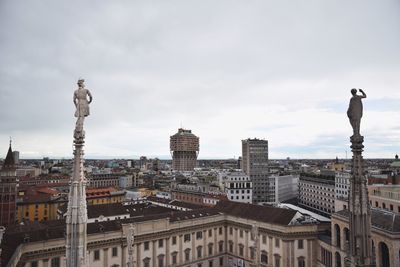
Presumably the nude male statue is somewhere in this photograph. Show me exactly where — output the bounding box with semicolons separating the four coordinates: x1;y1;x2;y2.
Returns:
73;79;93;139
347;88;366;137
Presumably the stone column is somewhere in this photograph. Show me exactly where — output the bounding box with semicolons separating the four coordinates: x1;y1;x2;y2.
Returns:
245;230;249;259
152;241;156;267
178;235;183;264
282;240;288;267
214;228;218;255
137;243;141;267
192;232;196;260
165;237;170;267
121;245;127;267
234;228;238;255
103;248;109;267
204;230;207;258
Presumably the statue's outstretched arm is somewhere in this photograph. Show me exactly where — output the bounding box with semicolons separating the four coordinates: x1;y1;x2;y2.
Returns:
73;92;78;107
359;89;367;98
87;90;93;104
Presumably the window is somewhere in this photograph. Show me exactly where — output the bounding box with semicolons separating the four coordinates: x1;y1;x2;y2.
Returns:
94;250;100;261
184;234;191;242
185;249;191;262
198;264;202;267
159;239;164;248
158;256;164;267
390;204;393;211
196;231;203;240
112;247;118;257
197;246;202;258
219;227;223;235
250;248;255;260
229;242;233;253
239;245;244;256
262;235;267;244
239;229;243;238
51;258;60;267
229;227;233;235
172;236;177;245
298;257;305;267
219;257;223;266
382;203;386;209
219;241;224;252
298;239;304;249
171;252;177;265
208;229;212;237
143;258;150;267
209;260;213;267
261;253;268;264
275;238;280;248
208;243;213;255
274;255;281;267
144;241;150;250
31;262;38;267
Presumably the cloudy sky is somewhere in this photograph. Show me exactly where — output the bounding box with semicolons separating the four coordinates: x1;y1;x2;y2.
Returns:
1;1;399;159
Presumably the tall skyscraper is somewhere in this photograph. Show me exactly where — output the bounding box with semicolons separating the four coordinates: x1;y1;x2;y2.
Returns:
242;138;270;203
0;141;17;226
170;128;199;172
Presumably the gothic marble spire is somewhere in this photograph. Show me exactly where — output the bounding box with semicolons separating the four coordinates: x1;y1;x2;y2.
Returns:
66;79;92;267
346;89;373;267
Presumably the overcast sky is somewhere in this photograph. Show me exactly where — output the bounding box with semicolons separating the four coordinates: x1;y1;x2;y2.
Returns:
1;1;400;159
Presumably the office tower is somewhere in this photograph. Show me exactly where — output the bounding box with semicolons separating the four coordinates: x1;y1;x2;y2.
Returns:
170;128;199;172
242;138;270;203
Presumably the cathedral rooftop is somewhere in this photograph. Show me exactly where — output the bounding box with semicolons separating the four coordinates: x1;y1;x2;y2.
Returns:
334;208;400;233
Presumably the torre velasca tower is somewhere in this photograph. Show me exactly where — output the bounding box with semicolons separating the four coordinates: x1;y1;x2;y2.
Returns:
170;128;199;172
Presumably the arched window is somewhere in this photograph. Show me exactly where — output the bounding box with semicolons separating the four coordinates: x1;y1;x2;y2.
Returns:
297;256;305;267
343;227;349;243
260;251;268;264
334;224;341;247
335;252;341;267
379;242;390;267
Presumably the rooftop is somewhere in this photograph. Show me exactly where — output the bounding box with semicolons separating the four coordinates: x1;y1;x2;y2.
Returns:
334;208;400;233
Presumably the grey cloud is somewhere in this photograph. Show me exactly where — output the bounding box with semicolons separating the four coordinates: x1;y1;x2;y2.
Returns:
1;0;400;158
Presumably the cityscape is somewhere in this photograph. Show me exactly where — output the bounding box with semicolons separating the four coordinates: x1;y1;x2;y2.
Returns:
1;1;400;267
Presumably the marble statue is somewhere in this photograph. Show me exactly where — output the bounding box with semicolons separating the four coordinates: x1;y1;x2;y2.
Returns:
73;79;93;140
347;88;366;137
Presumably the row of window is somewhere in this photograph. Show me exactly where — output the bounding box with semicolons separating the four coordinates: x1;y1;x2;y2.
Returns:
143;255;224;267
30;257;60;267
371;200;400;212
93;246;119;261
143;228;225;250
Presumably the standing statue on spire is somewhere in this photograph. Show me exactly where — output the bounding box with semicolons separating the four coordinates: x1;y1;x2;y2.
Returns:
347;88;366;137
73;79;93;141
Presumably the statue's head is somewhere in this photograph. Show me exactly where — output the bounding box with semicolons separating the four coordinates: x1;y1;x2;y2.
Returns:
351;88;357;95
77;79;85;87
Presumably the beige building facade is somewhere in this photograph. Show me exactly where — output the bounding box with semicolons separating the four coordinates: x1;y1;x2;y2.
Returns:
2;202;329;267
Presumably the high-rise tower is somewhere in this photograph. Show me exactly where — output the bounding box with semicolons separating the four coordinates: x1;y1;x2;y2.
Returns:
66;79;92;267
346;88;373;267
242;138;270;203
170;128;199;172
0;141;17;227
